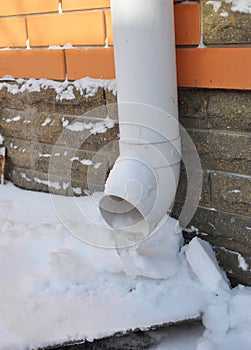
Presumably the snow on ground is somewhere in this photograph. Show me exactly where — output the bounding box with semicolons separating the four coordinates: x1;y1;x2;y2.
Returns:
1;182;251;349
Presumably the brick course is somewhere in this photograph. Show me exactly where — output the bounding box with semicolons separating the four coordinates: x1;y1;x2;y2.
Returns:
0;18;27;48
27;12;106;47
0;0;58;16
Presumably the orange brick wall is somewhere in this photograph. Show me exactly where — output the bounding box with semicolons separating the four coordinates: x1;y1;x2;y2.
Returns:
0;0;250;89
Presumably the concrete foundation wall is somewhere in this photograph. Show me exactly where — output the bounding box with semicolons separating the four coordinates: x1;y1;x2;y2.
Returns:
175;88;251;286
0;82;119;196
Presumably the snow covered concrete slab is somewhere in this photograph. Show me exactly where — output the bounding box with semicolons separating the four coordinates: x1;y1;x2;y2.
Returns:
0;183;209;350
1;183;251;350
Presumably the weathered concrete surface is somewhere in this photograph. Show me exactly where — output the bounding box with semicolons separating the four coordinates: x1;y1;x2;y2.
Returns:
4;138;34;169
175;167;249;219
0;109;120;151
179;89;251;132
215;247;251;287
188;129;250;175
202;0;251;45
0;83;106;116
179;206;251;256
179;89;251;176
6;166;105;196
47;332;157;350
42;321;201;350
211;172;251;216
207;90;251;132
105;89;118;120
175;167;211;208
176;86;251;272
27;87;107;117
178;88;209;128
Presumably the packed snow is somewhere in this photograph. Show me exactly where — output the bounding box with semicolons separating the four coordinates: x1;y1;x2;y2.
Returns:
1;182;251;349
225;0;251;13
4;116;21;123
206;1;222;12
220;10;229;16
0;77;116;101
64;117;115;134
207;0;251;13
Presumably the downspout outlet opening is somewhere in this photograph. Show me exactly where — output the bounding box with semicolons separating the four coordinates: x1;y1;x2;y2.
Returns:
99;195;147;232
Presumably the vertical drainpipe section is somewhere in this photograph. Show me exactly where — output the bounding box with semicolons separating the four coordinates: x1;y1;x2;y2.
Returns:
99;0;181;244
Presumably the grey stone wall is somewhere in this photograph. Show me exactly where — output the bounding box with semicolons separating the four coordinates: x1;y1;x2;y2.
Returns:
0;83;250;285
174;88;251;286
0;81;119;197
202;0;251;45
197;1;251;284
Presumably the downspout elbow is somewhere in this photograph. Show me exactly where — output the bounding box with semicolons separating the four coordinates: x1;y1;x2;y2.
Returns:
99;138;181;239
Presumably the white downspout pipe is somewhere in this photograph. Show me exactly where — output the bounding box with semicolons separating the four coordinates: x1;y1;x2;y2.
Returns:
99;0;181;243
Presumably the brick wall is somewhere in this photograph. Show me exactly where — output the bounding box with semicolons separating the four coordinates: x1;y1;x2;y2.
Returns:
0;0;113;79
0;0;250;286
0;0;250;88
